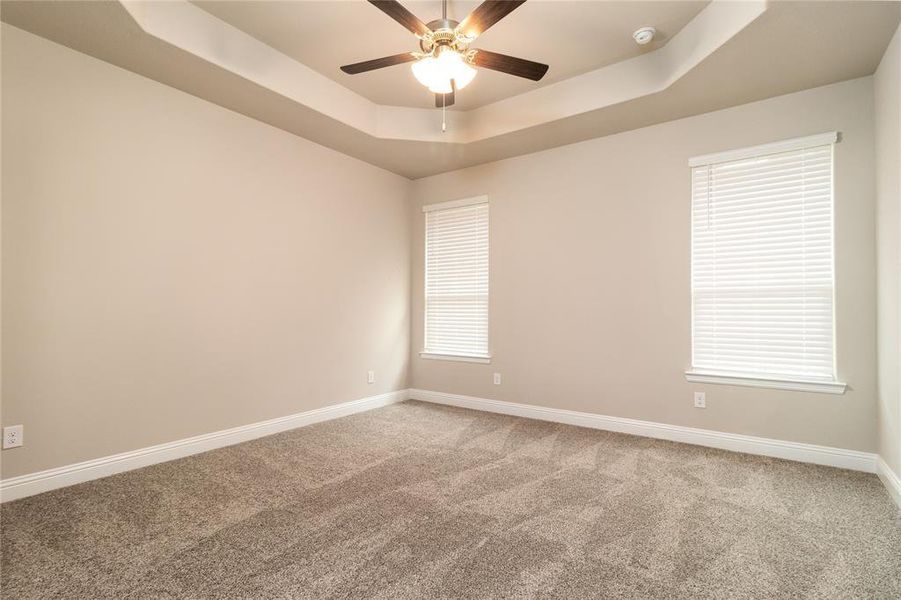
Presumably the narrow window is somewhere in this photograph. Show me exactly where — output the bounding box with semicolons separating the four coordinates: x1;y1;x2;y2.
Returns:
689;133;838;384
422;197;489;361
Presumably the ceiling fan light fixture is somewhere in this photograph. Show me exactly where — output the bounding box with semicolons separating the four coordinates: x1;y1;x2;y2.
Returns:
437;48;477;89
412;57;449;93
428;71;454;94
411;48;477;94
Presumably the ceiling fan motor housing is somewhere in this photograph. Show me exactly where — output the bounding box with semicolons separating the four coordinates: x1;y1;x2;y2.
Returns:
420;19;473;57
426;18;458;32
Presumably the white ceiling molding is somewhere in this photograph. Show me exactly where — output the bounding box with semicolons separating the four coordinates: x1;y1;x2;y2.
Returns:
466;0;767;141
120;0;461;143
3;0;898;178
119;0;765;145
120;0;469;143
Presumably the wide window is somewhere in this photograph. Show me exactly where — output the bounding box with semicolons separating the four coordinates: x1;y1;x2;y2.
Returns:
687;132;844;393
422;196;489;362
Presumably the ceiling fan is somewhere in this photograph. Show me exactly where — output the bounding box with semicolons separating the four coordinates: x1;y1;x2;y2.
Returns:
340;0;549;109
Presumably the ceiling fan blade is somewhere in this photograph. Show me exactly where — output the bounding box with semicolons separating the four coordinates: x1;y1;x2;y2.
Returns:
471;49;548;81
340;52;417;74
368;0;431;37
457;0;526;39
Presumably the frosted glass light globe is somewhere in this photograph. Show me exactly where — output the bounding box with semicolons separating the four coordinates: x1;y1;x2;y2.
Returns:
411;48;477;95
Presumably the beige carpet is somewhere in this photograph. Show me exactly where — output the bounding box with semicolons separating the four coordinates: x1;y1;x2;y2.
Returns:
2;400;900;598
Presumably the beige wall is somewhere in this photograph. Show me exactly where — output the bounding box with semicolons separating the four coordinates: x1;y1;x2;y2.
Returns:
0;25;411;479
0;22;890;482
876;24;901;478
410;77;878;453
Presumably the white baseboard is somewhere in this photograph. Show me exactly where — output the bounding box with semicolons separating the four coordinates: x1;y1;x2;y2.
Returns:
5;388;892;506
409;389;878;473
0;390;408;503
877;457;901;510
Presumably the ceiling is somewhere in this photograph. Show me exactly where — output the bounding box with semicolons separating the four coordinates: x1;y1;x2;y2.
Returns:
192;1;709;111
1;1;899;179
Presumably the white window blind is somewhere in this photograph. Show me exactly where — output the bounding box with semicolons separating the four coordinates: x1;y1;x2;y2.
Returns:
423;197;489;359
690;133;837;383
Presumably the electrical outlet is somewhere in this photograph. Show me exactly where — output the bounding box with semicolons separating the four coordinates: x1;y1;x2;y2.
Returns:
493;373;501;385
693;392;706;409
3;425;24;449
367;370;375;384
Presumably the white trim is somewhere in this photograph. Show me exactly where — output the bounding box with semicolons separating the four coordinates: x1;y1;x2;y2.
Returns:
877;457;901;511
0;390;408;503
409;389;876;473
422;195;488;213
419;352;491;364
684;371;847;394
5;388;892;508
688;131;838;166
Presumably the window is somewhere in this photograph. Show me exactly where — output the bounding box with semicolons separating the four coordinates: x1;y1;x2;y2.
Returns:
421;196;489;362
686;132;845;393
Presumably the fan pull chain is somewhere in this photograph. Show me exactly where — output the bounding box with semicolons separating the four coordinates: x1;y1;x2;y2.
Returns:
439;1;449;133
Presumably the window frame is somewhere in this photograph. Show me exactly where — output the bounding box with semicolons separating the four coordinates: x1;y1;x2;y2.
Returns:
420;195;491;363
684;132;846;394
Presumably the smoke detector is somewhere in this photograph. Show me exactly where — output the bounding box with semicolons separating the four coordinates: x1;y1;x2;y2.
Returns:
633;27;656;45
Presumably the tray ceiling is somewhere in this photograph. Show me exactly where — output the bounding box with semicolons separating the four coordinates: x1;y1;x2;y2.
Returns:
2;1;899;179
192;1;709;111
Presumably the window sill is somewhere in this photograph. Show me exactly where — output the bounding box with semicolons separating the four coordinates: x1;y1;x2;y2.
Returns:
419;352;491;364
684;370;847;394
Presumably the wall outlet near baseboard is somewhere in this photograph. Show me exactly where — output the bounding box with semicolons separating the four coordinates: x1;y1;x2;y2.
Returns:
3;425;24;449
367;370;375;384
693;392;706;409
493;373;501;385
